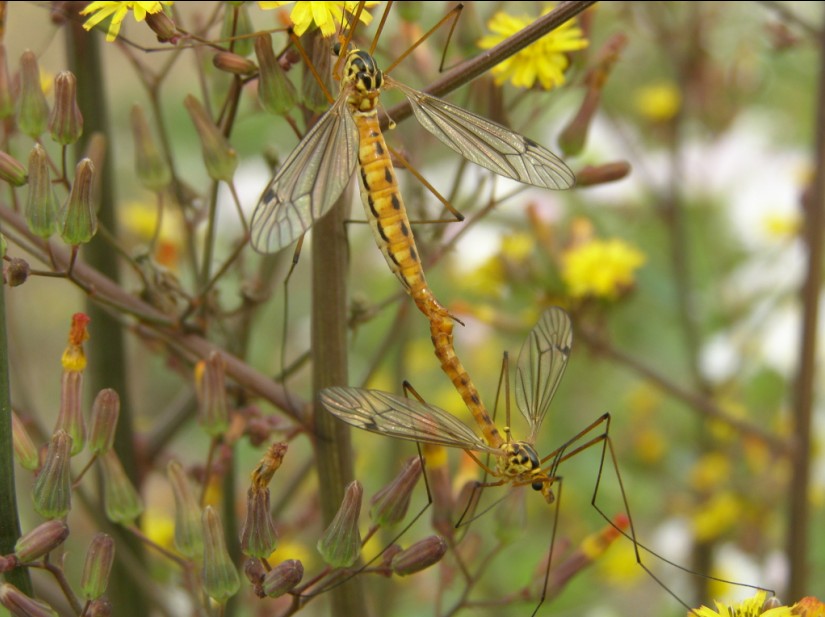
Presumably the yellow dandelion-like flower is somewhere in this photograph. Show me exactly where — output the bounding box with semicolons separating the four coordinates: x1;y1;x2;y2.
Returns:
561;238;645;300
693;590;792;617
634;82;681;121
791;596;825;617
478;9;588;90
258;1;378;37
80;1;173;42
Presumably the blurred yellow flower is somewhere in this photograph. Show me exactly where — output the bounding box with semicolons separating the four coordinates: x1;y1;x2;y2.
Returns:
689;452;731;492
561;238;645;300
142;508;176;550
634;82;681;121
478;9;588;90
691;491;740;542
80;1;173;42
259;1;378;37
762;212;801;239
693;590;792;617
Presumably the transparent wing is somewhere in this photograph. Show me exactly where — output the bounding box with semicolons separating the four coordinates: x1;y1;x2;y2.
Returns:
250;97;359;254
389;78;574;190
320;386;501;454
514;307;573;441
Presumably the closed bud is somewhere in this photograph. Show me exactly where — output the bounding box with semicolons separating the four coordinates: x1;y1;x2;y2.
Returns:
25;144;59;238
240;485;277;558
17;50;50;138
390;536;447;576
213;51;256;76
195;352;230;437
32;430;73;519
130;105;170;191
11;412;39;471
60;159;97;245
317;480;362;568
0;151;27;186
369;457;421;527
14;520;69;563
262;559;303;598
302;35;332;113
255;33;297;116
86;598;112;617
762;596;783;611
80;533;115;600
167;460;203;558
5;258;30;287
0;583;58;617
100;451;143;524
558;86;598;157
145;11;178;43
55;371;85;456
0;45;14;118
574;161;631;187
88;389;119;456
202;506;240;602
183;95;237;182
221;4;253;57
243;558;266;598
49;71;83;145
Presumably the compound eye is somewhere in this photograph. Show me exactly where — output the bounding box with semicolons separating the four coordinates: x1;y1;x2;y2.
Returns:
531;481;543;492
332;42;342;56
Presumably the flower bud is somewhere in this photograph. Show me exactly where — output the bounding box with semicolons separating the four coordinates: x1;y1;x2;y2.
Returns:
202;506;240;602
60;159;97;245
86;598;112;617
390;536;447;576
130;105;170;191
183;95;237;183
255;33;297;116
55;371;85;456
240;485;277;558
213;51;256;76
25;144;59;238
14;520;69;563
145;11;178;43
262;559;303;598
0;151;26;186
100;451;143;524
0;583;58;617
244;558;266;598
195;352;230;437
167;460;203;559
88;389;119;456
369;457;421;527
80;533;115;601
11;411;39;471
0;45;15;119
574;161;631;187
221;4;253;57
32;430;73;519
17;50;50;138
61;312;90;372
49;71;83;145
317;480;362;568
5;258;30;287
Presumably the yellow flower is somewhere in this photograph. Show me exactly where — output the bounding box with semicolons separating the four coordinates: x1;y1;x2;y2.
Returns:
80;1;173;42
258;1;378;37
634;82;681;121
693;590;792;617
691;491;740;542
561;238;645;300
478;9;588;90
762;212;801;239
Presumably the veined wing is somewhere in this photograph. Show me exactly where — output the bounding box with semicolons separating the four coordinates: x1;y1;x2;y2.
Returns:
514;307;573;442
388;78;574;190
320;386;500;453
250;97;359;254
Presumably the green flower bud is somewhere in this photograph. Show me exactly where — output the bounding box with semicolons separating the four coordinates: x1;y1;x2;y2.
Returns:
369;457;421;527
49;71;83;146
32;430;73;519
11;411;39;471
202;506;240;602
80;533;115;600
55;370;85;456
183;95;237;183
145;11;178;44
262;559;303;598
25;144;59;238
255;33;297;116
130;105;171;191
17;50;49;138
0;583;58;617
213;51;257;76
195;352;230;437
100;451;143;524
240;485;277;558
14;520;69;563
167;460;203;559
0;151;27;186
221;4;254;57
88;389;119;456
390;536;447;576
60;158;97;245
317;480;362;568
0;45;15;119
